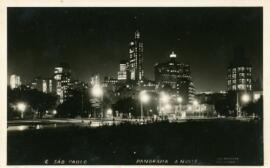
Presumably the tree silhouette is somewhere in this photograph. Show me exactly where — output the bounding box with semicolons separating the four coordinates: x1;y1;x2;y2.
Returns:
7;86;58;119
56;88;91;118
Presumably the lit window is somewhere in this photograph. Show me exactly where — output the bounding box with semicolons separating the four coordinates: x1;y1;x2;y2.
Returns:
254;94;261;101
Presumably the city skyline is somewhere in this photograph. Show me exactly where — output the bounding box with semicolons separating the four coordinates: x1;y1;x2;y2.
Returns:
7;7;264;166
8;7;263;92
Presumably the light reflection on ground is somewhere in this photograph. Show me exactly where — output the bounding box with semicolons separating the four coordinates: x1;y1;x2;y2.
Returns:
7;117;255;132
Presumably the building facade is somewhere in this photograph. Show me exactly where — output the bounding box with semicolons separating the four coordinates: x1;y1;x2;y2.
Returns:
195;91;227;104
154;52;195;104
129;30;144;81
31;77;56;94
70;80;88;91
104;76;118;87
54;63;71;103
227;47;252;91
117;60;129;81
227;47;255;117
10;74;21;89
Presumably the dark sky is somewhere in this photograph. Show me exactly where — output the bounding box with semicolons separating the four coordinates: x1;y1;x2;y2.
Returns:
8;7;263;92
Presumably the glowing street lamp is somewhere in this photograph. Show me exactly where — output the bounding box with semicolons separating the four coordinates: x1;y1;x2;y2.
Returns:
193;100;199;106
106;108;113;115
52;110;57;115
192;100;200;116
187;105;192;111
241;93;251;103
160;92;170;103
177;96;183;116
106;108;113;118
92;84;103;97
239;93;251;117
177;97;183;103
140;91;150;103
237;92;251;117
17;102;26;119
139;90;150;121
92;84;104;118
159;92;170;119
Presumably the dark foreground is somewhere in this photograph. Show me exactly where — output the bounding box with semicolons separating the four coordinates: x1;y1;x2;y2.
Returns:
7;119;263;165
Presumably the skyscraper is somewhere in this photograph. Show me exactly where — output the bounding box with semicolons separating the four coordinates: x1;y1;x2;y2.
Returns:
129;30;144;81
227;47;253;117
47;78;56;93
227;47;252;91
54;63;71;103
117;60;128;81
10;74;21;89
154;52;195;104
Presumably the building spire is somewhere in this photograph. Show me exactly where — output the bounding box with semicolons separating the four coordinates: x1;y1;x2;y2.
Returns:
170;51;177;58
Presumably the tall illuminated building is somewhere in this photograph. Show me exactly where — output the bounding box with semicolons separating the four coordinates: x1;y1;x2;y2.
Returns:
54;63;71;103
117;60;128;81
10;74;21;89
154;52;195;104
47;78;56;93
227;47;252;91
227;47;254;116
129;30;144;81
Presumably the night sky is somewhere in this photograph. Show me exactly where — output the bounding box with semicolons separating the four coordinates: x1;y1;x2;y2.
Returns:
8;7;262;92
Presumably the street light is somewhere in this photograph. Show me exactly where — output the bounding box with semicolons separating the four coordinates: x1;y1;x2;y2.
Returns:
160;92;170;103
52;110;57;115
241;93;251;103
193;100;199;106
106;108;113;115
106;108;113;118
159;92;170;119
192;100;200;117
92;84;103;97
17;102;26;119
92;84;104;118
177;97;183;103
240;93;251;117
177;96;183;118
139;90;150;121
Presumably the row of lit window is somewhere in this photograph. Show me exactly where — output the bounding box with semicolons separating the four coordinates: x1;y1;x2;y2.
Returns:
231;84;252;90
228;73;252;78
228;79;251;84
229;67;251;72
157;69;189;74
